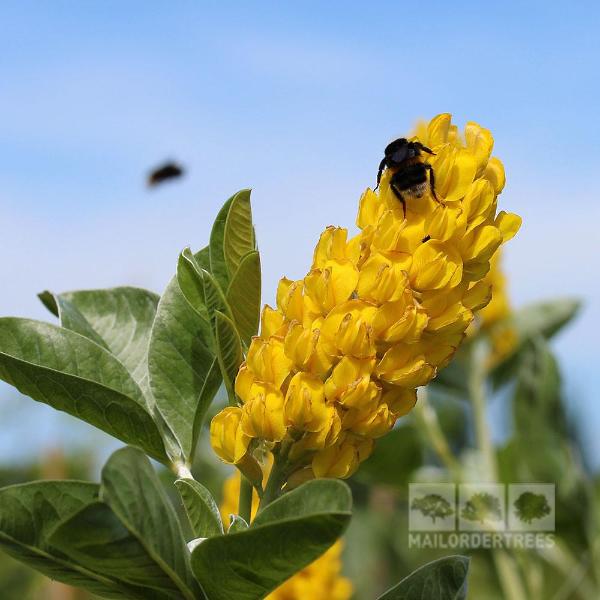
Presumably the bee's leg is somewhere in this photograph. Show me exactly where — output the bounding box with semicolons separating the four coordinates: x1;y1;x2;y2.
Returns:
389;173;407;218
424;163;441;204
375;158;386;191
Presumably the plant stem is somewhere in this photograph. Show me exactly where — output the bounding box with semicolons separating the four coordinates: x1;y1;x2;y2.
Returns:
238;475;253;523
468;341;497;479
468;340;528;600
173;461;193;480
414;388;461;479
258;445;290;512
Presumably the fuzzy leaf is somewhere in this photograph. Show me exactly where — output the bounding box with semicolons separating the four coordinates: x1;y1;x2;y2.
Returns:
377;555;470;600
148;276;220;461
224;190;254;276
0;318;166;462
227;251;261;345
191;479;352;600
209;194;236;290
40;287;160;392
0;481;147;599
98;447;200;600
175;478;224;539
214;311;243;403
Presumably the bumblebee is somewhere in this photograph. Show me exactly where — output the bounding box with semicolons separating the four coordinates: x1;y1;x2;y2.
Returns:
376;138;439;216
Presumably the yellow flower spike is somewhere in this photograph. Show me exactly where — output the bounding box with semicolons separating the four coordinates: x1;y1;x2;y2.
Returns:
210;113;521;487
210;406;249;463
409;241;463;291
246;337;293;389
241;385;287;442
376;344;435;387
284;372;330;432
495;211;522;242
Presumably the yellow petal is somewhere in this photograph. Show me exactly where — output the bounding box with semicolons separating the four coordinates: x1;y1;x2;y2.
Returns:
495;211;522;242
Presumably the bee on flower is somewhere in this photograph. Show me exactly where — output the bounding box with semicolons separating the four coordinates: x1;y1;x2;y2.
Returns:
210;113;521;496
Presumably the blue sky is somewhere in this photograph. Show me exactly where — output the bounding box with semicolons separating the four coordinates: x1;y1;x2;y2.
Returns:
1;1;599;468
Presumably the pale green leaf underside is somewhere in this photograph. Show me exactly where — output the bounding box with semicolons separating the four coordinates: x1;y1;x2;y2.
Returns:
175;478;224;539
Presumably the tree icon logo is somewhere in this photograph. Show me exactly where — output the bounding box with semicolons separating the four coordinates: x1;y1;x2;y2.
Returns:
411;494;454;523
409;483;456;531
459;483;506;531
513;491;551;524
508;484;555;531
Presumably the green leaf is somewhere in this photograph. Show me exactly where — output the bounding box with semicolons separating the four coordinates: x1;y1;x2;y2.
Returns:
201;268;231;327
98;447;200;600
50;502;186;599
40;287;160;392
39;291;108;349
0;318;166;462
0;481;143;599
224;190;254;276
214;311;243;404
377;555;470;600
228;516;249;533
490;298;580;389
209;194;236;290
177;248;210;322
148;276;221;461
511;298;580;340
227;251;261;345
175;478;224;538
191;479;352;600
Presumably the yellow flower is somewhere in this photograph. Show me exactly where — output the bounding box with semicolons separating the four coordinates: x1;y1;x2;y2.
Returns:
210;406;251;464
210;113;521;484
218;471;352;600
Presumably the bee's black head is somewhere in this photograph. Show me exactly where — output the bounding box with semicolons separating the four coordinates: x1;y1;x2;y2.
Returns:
384;139;434;166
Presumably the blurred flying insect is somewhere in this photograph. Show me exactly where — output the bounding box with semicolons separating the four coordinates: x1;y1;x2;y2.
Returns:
376;138;439;216
147;161;185;187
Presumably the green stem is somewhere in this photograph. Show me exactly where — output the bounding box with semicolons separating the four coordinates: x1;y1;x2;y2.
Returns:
258;445;291;512
238;475;253;523
414;388;461;478
468;340;527;600
468;341;497;479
